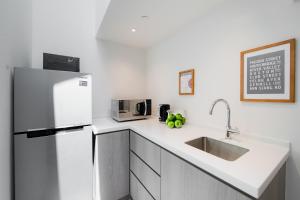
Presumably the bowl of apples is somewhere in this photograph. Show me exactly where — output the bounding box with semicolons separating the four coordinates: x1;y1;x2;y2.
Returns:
165;112;186;128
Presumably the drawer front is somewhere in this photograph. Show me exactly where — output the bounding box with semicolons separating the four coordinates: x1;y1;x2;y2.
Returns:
130;152;160;200
130;131;161;174
130;172;155;200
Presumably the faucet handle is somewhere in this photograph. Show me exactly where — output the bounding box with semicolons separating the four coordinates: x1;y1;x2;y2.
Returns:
226;127;240;139
228;127;240;134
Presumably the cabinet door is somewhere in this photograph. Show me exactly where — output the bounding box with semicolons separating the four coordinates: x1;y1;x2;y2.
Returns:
130;131;161;174
94;130;130;200
161;150;252;200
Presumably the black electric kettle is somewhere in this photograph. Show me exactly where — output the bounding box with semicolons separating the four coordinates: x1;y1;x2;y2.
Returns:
159;104;170;122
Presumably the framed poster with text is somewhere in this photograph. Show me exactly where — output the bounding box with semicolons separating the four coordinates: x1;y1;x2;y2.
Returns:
240;39;296;103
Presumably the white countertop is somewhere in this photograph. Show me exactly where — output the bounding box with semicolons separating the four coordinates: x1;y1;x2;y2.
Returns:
92;117;290;199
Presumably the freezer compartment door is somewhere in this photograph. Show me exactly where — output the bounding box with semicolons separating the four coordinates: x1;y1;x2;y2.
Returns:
14;126;93;200
14;68;92;133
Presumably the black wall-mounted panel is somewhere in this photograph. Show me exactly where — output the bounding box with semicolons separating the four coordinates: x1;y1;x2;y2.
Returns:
43;53;80;72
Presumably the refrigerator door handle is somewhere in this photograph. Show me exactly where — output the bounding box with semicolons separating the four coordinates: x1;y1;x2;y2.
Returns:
27;130;56;138
27;126;86;138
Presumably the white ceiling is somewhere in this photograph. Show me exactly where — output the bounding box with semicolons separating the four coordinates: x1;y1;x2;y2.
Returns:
98;0;226;48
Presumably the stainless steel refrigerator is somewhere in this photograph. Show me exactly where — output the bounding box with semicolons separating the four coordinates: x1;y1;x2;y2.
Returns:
14;68;93;200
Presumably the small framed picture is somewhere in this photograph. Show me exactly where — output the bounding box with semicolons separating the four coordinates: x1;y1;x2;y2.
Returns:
240;39;296;103
179;69;195;95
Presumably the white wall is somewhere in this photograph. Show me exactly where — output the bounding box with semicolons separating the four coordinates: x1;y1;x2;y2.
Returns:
146;0;300;199
96;0;111;35
0;67;12;200
94;40;147;117
0;0;32;199
31;0;147;118
0;0;32;68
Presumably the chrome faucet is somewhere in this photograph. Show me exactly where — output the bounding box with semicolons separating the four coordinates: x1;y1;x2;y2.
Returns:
209;99;240;139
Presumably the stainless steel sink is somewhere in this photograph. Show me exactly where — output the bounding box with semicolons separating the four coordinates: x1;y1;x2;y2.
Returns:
185;137;249;161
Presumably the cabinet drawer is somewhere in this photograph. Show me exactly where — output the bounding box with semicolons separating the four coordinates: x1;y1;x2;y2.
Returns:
130;131;161;174
130;152;160;200
130;172;155;200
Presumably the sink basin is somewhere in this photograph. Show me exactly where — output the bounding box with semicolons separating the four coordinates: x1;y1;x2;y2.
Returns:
185;137;249;161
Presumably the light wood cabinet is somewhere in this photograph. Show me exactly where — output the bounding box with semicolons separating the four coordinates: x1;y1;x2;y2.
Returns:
94;130;285;200
130;172;155;200
94;130;130;200
130;152;160;200
161;149;253;200
161;149;286;200
130;131;161;174
130;131;161;200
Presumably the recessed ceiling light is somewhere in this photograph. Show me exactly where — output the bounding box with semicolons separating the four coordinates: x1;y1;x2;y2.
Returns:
131;28;136;32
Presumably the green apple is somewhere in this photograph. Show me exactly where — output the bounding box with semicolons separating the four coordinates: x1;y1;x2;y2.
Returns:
175;113;183;120
181;117;186;125
167;121;175;128
175;120;183;128
165;118;170;124
167;113;175;121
